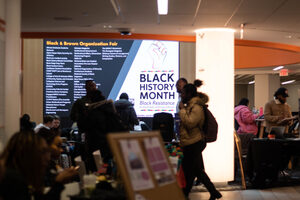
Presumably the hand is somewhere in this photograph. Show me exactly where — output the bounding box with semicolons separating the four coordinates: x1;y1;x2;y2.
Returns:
278;117;294;125
55;166;79;184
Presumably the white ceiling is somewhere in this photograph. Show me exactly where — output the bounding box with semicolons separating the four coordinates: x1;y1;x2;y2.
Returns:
21;0;300;46
22;0;300;85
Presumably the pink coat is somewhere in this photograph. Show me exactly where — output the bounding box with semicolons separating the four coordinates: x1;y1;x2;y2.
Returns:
234;105;258;135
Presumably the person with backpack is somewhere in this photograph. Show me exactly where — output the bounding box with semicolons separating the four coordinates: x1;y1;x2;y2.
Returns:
179;82;221;200
114;93;139;131
85;90;128;172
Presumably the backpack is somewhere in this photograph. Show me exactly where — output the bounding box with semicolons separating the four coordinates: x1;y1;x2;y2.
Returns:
202;105;218;143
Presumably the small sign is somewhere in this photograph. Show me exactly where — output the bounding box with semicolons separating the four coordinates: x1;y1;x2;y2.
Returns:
279;69;288;76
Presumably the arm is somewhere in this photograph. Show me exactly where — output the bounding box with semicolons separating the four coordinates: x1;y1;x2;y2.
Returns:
264;102;281;123
240;108;258;124
129;107;139;125
179;104;204;129
70;99;82;122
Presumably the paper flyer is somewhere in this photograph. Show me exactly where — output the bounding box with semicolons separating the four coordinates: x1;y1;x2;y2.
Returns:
119;139;154;191
144;137;175;186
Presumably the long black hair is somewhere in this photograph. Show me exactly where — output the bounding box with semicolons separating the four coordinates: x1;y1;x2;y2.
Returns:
238;98;249;106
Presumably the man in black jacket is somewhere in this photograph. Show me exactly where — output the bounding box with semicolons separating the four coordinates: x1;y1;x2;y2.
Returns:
114;93;139;131
85;90;127;171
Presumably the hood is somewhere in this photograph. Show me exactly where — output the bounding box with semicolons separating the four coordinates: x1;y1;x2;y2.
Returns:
189;93;209;107
114;99;133;109
87;99;113;110
198;92;209;104
234;105;248;115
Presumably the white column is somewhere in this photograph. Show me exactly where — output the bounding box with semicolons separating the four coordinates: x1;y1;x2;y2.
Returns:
196;28;235;182
254;74;280;110
4;0;21;144
0;0;5;150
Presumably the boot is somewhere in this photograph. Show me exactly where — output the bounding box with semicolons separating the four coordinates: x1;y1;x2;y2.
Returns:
209;190;222;200
199;171;222;200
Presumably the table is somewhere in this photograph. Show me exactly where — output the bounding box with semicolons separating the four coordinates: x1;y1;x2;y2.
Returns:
246;138;300;188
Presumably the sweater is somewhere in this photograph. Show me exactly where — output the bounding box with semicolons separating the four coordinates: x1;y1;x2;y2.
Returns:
264;99;292;133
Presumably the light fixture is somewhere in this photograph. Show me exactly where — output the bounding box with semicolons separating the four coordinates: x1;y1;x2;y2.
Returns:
157;0;168;15
248;80;255;84
281;80;295;85
110;0;120;16
273;66;284;71
240;23;244;39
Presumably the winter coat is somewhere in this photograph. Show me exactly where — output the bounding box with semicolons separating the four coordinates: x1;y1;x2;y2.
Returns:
234;105;258;135
114;99;139;130
85;99;126;161
179;94;208;147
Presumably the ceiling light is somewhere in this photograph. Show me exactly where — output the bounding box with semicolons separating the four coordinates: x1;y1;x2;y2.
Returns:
240;23;244;39
110;0;120;16
248;80;255;84
157;0;168;15
273;66;284;71
281;80;295;85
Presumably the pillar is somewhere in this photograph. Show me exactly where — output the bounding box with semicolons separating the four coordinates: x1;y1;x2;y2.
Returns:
195;28;235;182
254;74;280;110
0;0;5;150
3;0;21;146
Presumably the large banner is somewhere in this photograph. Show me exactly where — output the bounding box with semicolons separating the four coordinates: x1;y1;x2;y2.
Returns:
43;39;179;118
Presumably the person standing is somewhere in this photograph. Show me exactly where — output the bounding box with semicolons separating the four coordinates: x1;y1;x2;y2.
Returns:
85;90;127;172
179;83;221;200
114;93;139;131
176;78;188;113
70;80;97;133
264;87;293;134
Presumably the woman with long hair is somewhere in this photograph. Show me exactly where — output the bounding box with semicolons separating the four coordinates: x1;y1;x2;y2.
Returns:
0;131;75;200
234;98;258;135
179;81;221;200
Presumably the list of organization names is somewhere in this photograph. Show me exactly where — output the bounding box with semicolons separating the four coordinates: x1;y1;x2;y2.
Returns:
44;41;129;116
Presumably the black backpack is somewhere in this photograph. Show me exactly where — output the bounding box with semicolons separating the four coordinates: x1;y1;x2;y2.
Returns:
202;105;218;143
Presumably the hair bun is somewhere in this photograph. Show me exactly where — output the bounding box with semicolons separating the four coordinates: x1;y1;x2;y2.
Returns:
194;79;203;87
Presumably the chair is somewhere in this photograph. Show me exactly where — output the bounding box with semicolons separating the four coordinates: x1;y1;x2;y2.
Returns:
234;131;247;189
152;112;174;142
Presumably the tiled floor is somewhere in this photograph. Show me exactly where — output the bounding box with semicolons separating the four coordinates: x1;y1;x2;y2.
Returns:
189;185;300;200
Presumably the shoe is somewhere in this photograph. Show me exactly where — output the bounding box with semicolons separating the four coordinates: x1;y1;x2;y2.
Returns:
209;190;222;200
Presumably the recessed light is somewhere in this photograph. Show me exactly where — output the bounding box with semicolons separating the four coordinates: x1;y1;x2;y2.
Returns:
281;80;295;85
285;35;292;39
157;0;168;15
273;66;284;71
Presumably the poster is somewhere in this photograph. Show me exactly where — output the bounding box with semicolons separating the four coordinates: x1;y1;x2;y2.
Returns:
119;139;154;191
43;39;179;118
144;137;175;186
